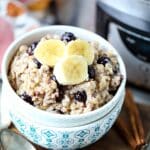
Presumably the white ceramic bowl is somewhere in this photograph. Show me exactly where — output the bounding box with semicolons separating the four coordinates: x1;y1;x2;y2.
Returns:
8;91;124;149
1;26;126;149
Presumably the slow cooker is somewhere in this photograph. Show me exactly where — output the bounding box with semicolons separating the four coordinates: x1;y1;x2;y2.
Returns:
96;0;150;90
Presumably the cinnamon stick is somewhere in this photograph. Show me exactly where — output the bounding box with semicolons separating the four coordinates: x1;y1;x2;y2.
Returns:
115;89;146;150
125;89;145;146
115;117;137;149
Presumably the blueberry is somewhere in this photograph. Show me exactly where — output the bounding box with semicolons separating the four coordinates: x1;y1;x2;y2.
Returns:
56;110;64;114
31;42;38;50
56;87;65;102
26;47;33;55
51;75;66;102
97;56;110;66
113;64;119;74
20;92;33;105
51;75;60;87
33;58;42;69
61;32;76;42
109;89;117;95
51;75;57;82
88;65;95;79
74;91;87;103
26;42;38;55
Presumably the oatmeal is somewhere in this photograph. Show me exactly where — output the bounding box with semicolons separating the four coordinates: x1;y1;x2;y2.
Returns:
8;32;122;115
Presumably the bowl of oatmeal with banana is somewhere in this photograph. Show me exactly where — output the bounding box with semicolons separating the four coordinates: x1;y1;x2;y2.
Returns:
1;26;126;149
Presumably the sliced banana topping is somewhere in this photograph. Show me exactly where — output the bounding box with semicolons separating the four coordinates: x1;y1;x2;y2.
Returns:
34;39;65;66
65;39;94;65
53;55;88;85
34;38;95;85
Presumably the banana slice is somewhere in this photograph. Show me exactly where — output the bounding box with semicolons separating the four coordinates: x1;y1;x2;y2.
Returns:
34;39;65;67
65;39;94;65
54;55;88;85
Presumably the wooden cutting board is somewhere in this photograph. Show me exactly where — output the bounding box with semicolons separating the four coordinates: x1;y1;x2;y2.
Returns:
10;103;150;150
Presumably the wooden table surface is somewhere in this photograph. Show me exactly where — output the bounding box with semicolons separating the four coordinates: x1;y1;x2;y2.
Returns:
10;103;150;150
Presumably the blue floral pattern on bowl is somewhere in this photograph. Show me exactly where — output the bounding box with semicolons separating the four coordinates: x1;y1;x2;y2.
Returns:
9;97;123;150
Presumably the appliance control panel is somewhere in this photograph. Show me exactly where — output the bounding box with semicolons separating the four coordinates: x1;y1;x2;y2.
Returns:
118;27;150;62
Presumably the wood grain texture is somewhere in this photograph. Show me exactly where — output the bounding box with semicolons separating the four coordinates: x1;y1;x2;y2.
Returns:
10;103;150;150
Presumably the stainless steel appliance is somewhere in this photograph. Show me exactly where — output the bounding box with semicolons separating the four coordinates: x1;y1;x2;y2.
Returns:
96;0;150;90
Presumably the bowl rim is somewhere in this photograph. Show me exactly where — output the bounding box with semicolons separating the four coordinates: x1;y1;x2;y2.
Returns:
1;25;126;122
